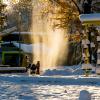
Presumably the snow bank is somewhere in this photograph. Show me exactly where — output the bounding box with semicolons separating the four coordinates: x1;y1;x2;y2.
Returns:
73;69;84;75
0;74;99;100
43;65;85;76
42;64;96;76
0;75;100;85
82;64;92;70
43;68;73;76
0;67;26;71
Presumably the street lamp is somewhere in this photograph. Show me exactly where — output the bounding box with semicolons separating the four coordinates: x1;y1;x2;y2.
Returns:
15;10;22;67
18;12;22;67
0;1;7;65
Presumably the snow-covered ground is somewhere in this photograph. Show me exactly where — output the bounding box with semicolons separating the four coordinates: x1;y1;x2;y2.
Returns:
0;74;100;100
0;65;100;100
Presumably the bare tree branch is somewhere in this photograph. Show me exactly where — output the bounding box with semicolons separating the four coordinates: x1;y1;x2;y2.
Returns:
70;0;81;14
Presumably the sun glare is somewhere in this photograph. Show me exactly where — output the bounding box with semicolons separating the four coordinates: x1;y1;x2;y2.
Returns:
12;0;19;4
30;0;69;71
3;0;19;5
3;0;10;5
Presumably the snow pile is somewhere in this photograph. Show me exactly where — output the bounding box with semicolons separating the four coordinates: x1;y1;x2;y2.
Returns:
43;65;85;76
42;64;97;76
79;90;91;100
82;64;93;70
42;68;73;76
73;69;84;75
65;64;84;75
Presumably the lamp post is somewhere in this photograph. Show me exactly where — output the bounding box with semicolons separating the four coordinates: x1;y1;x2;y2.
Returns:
0;1;7;65
18;12;22;67
15;10;22;67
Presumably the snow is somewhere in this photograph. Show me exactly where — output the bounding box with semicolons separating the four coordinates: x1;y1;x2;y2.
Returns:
97;36;100;41
79;90;91;100
97;49;100;53
43;65;85;76
90;42;95;48
0;65;100;100
82;64;92;70
0;74;100;100
79;13;100;22
96;67;100;74
12;32;33;34
42;68;73;76
13;42;49;53
0;67;26;71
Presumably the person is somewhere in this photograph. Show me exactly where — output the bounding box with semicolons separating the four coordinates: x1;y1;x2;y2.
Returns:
30;63;37;74
26;63;31;72
36;61;40;74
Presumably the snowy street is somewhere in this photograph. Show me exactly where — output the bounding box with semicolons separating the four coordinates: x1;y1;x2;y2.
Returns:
0;74;100;100
1;0;100;100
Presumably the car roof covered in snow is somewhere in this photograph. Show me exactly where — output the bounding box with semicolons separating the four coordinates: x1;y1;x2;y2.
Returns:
79;13;100;26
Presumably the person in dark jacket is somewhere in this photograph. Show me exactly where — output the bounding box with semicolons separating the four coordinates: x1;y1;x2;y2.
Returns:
26;63;31;72
36;61;40;74
30;63;37;74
